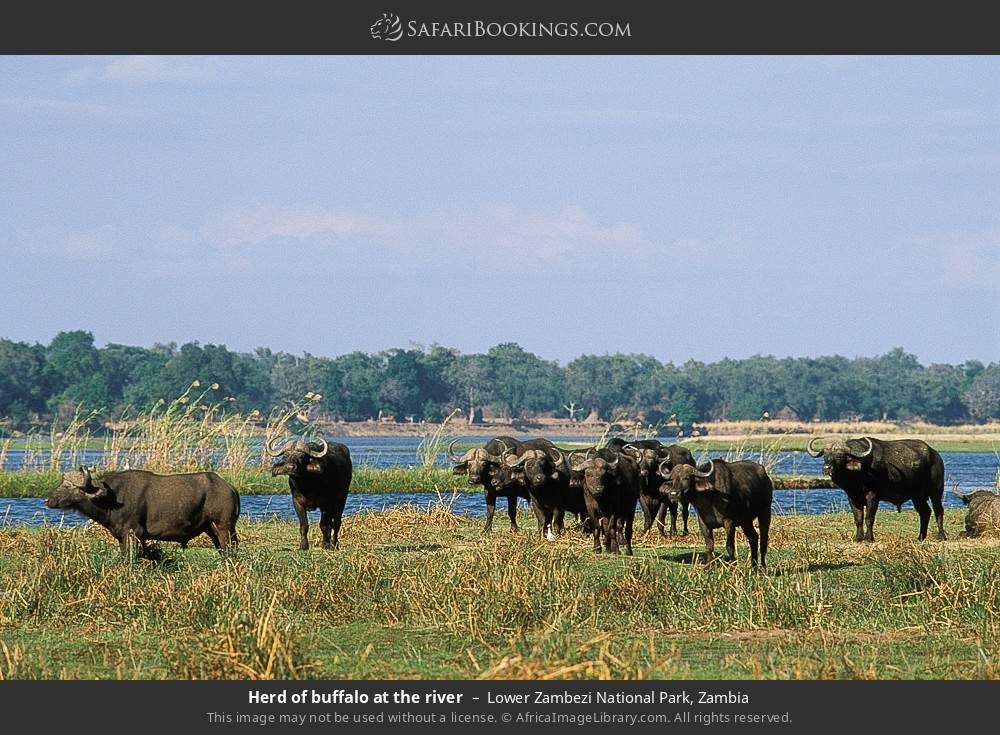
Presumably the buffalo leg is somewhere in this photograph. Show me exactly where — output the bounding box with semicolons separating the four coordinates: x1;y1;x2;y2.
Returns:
319;508;334;549
119;530;146;560
506;495;519;531
483;489;498;534
591;514;603;553
913;496;932;541
553;507;565;536
863;491;878;542
681;501;690;535
741;521;759;567
604;516;619;554
293;496;310;550
654;502;668;536
698;517;714;564
667;500;679;536
849;496;865;542
529;498;547;540
639;495;654;532
931;492;947;541
758;510;770;569
724;520;737;562
623;509;635;556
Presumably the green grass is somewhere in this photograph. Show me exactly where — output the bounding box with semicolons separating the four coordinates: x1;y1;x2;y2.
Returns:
0;507;996;679
0;468;836;498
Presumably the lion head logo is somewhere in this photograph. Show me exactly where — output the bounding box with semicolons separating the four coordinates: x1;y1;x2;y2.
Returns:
370;12;403;41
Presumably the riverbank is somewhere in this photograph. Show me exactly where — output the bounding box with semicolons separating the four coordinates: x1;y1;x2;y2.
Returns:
0;508;995;679
0;468;835;498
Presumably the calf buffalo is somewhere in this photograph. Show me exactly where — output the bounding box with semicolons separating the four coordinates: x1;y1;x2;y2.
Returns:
268;436;352;550
570;448;642;555
660;458;772;567
448;436;530;533
956;490;1000;537
808;437;945;542
45;467;239;555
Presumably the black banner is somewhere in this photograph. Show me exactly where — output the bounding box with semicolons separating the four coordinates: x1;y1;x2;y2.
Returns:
0;680;995;732
4;0;1000;54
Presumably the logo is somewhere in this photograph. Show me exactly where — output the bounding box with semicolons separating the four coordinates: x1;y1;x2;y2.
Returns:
370;12;403;41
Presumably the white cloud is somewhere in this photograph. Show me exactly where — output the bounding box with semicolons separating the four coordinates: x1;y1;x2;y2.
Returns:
102;56;226;84
192;202;650;267
921;229;1000;289
200;205;386;249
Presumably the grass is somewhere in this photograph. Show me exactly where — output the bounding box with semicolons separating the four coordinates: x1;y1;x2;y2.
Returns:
0;507;996;680
0;468;836;498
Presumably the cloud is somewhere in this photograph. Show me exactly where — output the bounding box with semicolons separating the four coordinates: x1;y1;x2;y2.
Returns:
200;205;387;249
918;229;1000;289
14;203;651;277
193;202;650;267
101;56;226;84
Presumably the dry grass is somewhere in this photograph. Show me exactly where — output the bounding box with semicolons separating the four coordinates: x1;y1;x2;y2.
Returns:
0;507;996;680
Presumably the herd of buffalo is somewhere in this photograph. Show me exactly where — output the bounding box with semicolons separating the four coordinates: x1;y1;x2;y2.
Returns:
43;434;1000;563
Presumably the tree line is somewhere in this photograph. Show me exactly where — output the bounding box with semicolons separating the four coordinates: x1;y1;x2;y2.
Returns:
1;331;999;428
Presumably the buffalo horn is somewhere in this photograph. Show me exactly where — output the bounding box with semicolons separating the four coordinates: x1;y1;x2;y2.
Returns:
853;436;874;458
806;437;825;457
307;437;329;458
693;459;715;478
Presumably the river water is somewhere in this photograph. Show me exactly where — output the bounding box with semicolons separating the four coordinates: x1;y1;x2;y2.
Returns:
2;436;995;528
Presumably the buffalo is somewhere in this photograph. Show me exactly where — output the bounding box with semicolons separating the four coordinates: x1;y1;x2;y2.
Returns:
570;447;642;554
956;490;1000;537
660;458;772;567
448;436;531;533
808;437;946;542
609;438;695;536
45;466;240;555
267;436;352;550
499;442;579;540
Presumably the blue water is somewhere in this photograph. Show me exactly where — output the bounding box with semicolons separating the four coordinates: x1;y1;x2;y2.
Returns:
2;436;994;528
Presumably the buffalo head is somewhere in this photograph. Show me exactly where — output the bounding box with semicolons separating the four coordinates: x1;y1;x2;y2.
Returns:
266;436;329;477
658;460;714;503
45;466;109;509
621;443;659;478
807;436;873;476
502;447;564;488
574;450;620;499
447;439;504;485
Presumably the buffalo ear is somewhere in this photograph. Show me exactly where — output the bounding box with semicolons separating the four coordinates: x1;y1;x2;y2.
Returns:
695;477;712;492
305;460;323;473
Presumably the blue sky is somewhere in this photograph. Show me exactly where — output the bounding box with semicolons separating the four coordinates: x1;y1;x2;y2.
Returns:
1;55;998;364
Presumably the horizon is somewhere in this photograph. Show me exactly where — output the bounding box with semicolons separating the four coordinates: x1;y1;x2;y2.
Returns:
3;55;999;364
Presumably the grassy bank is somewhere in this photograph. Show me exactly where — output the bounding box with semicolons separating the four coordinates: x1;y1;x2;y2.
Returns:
0;468;834;498
0;507;995;680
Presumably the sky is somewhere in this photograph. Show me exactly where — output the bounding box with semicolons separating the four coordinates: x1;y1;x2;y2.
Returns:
1;55;998;366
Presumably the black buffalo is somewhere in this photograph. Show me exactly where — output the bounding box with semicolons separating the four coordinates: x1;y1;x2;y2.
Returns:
570;447;642;554
268;436;352;550
45;466;239;555
660;458;772;567
448;436;531;533
608;438;695;536
808;437;946;542
499;441;579;539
